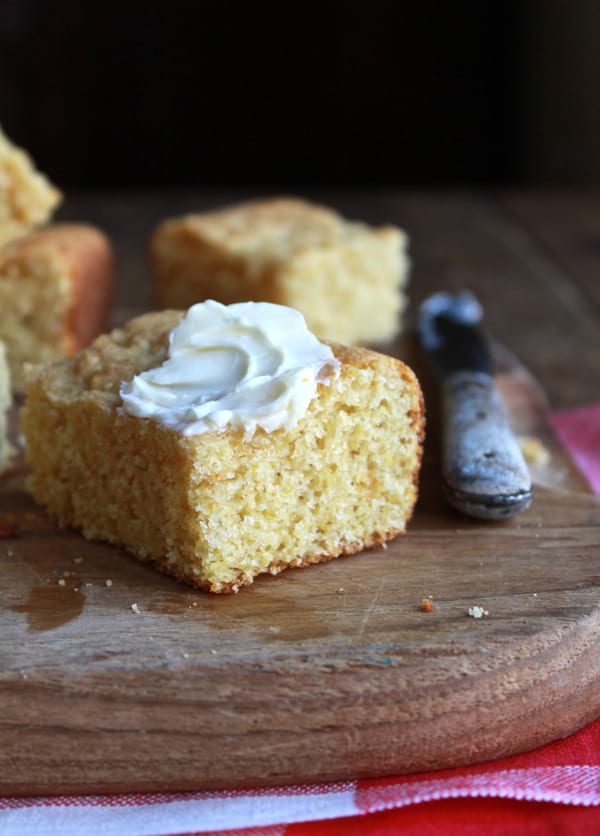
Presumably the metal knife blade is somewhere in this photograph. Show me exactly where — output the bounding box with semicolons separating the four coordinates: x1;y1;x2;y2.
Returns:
418;290;533;520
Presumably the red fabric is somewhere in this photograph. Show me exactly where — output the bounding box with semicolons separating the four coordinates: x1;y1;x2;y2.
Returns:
552;403;600;494
286;799;600;836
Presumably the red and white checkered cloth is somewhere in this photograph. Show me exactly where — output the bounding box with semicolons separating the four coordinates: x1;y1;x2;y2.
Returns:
2;403;599;835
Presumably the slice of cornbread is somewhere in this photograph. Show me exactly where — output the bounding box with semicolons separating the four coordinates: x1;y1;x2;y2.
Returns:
150;197;410;346
0;341;12;472
0;223;114;393
0;126;62;248
21;309;425;593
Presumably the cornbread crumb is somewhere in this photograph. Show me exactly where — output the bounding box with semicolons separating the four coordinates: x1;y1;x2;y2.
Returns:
519;436;550;466
468;606;489;619
0;225;114;392
131;603;141;614
151;197;410;346
105;579;113;588
0;126;62;248
21;309;425;593
57;578;66;587
420;597;434;613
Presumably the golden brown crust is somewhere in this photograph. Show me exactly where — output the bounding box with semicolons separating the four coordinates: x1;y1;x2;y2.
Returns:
152;197;357;253
150;197;406;267
27;309;181;406
63;228;114;350
0;224;115;353
1;224;115;392
128;527;407;594
150;197;410;345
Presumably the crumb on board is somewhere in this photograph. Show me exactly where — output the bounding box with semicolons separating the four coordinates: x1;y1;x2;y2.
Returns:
131;602;141;614
420;597;434;613
105;579;113;588
54;568;76;585
0;513;19;538
73;557;83;564
519;436;550;466
468;605;489;619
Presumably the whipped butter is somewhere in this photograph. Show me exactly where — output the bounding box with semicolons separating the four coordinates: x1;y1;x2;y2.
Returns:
119;300;339;437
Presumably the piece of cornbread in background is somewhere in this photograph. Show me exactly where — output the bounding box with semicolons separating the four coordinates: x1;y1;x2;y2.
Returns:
0;126;62;248
150;198;410;346
21;310;425;593
0;224;114;393
0;341;12;472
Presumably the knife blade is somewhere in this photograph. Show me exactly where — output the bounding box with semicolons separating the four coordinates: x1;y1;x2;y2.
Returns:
418;290;533;520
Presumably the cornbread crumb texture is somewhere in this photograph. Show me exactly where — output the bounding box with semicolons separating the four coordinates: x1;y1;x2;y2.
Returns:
0;126;62;247
22;310;425;593
0;341;12;472
0;223;114;392
519;435;551;466
151;197;410;346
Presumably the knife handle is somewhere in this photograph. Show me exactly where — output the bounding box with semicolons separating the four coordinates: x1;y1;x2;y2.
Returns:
442;371;533;519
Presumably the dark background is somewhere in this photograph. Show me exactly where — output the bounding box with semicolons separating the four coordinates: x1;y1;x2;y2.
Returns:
1;0;599;190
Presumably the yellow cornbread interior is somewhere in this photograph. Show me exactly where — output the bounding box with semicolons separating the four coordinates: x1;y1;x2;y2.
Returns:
0;225;114;394
21;310;424;592
0;254;72;391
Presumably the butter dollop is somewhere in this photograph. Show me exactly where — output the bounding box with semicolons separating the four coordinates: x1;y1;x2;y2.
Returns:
119;300;339;437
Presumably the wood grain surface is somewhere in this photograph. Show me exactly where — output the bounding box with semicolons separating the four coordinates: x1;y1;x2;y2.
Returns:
1;190;599;796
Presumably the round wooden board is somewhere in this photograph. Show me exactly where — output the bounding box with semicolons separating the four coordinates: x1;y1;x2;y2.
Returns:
1;348;599;796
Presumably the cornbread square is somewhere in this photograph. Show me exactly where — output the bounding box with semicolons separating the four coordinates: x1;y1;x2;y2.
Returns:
0;126;62;248
0;341;12;472
21;310;425;593
0;224;114;393
150;198;410;346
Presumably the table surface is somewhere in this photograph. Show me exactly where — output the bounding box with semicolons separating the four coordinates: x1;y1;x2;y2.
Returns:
56;187;600;410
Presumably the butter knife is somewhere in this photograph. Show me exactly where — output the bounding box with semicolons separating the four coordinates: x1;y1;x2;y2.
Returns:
418;290;533;520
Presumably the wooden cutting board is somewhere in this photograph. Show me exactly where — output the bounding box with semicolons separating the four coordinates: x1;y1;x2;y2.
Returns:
1;338;599;797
